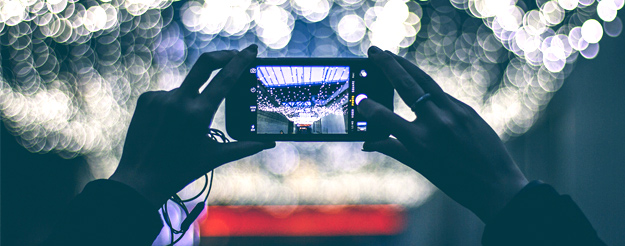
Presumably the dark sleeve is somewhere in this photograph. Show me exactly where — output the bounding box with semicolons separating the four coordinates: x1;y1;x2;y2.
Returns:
482;180;606;246
42;179;163;246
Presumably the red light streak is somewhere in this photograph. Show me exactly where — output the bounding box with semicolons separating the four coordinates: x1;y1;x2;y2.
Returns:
199;204;406;237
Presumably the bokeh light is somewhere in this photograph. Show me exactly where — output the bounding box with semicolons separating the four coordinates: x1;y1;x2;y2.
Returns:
604;16;623;37
1;0;622;212
582;19;603;43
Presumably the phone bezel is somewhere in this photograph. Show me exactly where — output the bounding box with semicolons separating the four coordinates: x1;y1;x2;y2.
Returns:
225;57;394;142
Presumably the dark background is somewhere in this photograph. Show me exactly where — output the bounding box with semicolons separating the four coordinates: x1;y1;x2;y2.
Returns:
398;10;625;245
3;11;625;246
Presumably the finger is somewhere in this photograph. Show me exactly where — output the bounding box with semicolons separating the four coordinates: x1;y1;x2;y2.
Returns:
208;141;276;169
362;138;436;178
367;46;436;114
362;138;415;165
200;44;258;109
179;50;239;95
446;93;477;113
388;52;454;108
357;98;416;138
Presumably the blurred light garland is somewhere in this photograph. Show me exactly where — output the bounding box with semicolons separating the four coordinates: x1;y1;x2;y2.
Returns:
0;0;622;207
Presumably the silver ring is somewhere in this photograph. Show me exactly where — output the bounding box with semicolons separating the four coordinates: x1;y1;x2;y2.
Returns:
410;93;431;112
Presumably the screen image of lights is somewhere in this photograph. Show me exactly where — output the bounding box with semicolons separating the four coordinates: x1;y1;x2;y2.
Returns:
256;66;349;127
1;0;622;211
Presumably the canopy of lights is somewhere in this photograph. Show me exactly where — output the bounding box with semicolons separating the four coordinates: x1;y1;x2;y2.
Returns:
256;66;349;125
1;0;622;207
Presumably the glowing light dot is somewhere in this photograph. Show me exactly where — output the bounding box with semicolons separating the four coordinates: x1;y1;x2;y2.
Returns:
581;19;603;43
255;4;294;49
580;43;600;59
568;26;589;50
380;0;409;23
474;0;516;18
557;0;578;10
597;0;618;22
541;1;564;26
1;0;26;25
578;0;596;6
495;6;523;31
523;10;547;35
83;5;107;32
604;17;623;37
292;0;331;23
543;47;566;72
337;14;366;43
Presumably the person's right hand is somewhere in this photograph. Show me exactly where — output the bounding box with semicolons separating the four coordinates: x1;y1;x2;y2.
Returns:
109;45;275;209
358;46;528;223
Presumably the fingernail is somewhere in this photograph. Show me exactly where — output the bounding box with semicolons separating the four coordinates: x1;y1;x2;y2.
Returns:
361;142;375;152
368;46;382;55
248;44;258;52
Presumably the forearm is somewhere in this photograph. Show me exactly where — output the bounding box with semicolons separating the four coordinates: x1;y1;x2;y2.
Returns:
482;181;606;246
42;179;163;246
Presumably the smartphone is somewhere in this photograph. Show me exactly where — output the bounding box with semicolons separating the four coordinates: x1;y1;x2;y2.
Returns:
226;58;394;141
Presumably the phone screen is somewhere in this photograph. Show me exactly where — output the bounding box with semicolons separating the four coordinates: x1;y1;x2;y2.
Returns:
226;58;393;141
255;65;353;135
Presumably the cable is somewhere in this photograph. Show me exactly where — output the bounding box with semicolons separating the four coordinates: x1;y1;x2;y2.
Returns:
181;175;208;203
161;128;227;245
204;171;214;204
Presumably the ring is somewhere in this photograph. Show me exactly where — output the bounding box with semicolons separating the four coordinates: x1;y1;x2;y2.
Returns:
410;93;432;112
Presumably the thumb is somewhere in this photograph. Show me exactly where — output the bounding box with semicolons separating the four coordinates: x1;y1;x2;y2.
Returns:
357;98;413;138
208;141;276;169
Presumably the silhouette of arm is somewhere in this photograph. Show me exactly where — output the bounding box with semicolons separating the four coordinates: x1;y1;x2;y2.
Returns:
43;45;274;245
482;181;606;246
359;46;605;245
41;179;162;246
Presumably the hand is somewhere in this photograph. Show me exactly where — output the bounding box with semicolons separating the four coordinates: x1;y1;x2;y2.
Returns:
109;45;275;209
359;46;528;223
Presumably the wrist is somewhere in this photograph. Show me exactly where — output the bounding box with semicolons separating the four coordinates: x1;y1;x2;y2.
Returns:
479;176;529;223
109;171;171;210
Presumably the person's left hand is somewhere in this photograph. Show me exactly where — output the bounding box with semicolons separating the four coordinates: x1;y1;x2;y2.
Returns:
109;45;275;208
358;47;527;223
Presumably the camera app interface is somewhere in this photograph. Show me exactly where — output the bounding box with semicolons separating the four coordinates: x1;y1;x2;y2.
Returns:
253;66;351;135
